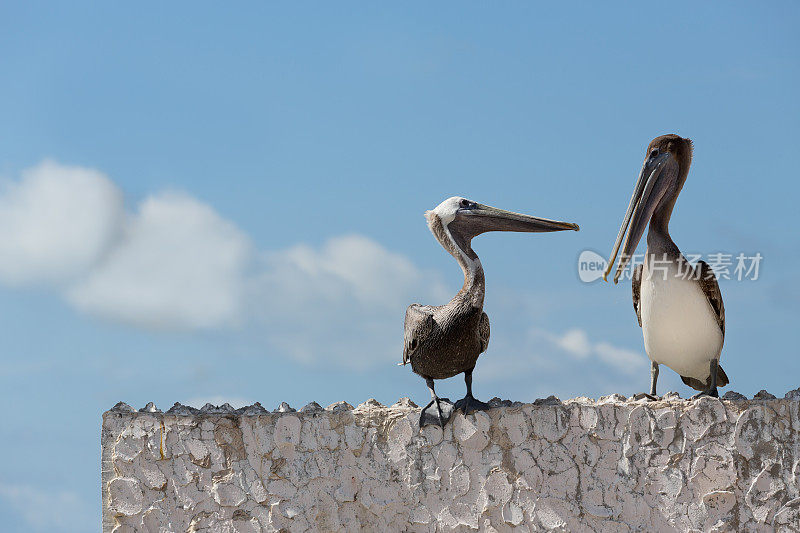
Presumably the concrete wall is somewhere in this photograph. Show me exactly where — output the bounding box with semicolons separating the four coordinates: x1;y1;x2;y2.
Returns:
101;391;800;532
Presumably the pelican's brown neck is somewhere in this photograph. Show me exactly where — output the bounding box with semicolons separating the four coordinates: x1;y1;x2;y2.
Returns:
646;189;680;256
648;169;690;256
426;212;485;306
646;136;693;256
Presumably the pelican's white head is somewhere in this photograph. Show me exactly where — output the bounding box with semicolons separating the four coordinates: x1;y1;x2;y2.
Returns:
425;196;476;230
423;195;579;274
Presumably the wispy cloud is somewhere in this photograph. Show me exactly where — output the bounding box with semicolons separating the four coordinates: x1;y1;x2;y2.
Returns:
533;327;648;374
552;328;592;359
2;160;645;381
251;234;448;368
0;160;654;394
471;323;648;402
0;483;92;532
594;342;647;372
0;161;446;368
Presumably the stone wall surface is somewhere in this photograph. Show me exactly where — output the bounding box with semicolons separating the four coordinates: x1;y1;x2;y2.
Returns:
101;391;800;532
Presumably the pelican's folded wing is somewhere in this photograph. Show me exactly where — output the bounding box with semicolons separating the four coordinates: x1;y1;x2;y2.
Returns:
478;311;490;353
402;304;435;365
632;264;643;327
696;260;725;338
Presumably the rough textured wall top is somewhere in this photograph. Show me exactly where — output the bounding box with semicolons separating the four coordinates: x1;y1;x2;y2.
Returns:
102;391;800;532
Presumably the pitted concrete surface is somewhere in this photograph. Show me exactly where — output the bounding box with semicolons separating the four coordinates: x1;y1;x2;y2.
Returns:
101;391;800;532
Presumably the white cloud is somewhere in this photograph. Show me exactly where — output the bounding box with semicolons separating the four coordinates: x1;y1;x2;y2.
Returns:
0;159;657;395
0;483;92;532
0;160;644;383
0;161;123;285
555;328;592;359
252;234;447;368
466;318;652;402
595;342;648;373
0;161;447;357
534;327;648;374
66;192;251;330
264;234;436;307
256;234;445;310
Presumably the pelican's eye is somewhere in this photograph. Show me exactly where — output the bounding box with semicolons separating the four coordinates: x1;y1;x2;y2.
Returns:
459;199;472;208
649;149;659;159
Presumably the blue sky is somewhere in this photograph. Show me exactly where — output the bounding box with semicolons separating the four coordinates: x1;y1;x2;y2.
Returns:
1;2;798;531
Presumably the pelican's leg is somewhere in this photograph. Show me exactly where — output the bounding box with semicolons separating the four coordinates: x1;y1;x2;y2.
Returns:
419;378;454;428
634;362;660;401
691;359;720;399
454;369;491;414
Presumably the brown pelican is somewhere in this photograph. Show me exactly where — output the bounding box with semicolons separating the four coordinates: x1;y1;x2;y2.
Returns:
604;135;728;399
402;196;579;427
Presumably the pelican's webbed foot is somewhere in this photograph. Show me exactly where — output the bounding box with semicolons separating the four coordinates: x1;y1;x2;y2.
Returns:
455;368;490;414
454;394;490;414
419;377;454;428
633;392;660;401
690;388;718;400
419;397;454;428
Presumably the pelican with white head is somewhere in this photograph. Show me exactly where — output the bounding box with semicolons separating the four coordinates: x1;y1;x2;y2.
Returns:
402;196;579;427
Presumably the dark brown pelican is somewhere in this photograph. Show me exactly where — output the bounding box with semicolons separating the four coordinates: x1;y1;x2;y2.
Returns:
402;196;579;427
604;135;728;399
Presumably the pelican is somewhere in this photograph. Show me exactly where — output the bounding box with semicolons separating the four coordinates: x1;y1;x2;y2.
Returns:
605;135;728;399
402;196;579;427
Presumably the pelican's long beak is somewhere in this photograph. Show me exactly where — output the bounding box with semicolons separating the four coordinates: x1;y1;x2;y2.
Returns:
467;204;580;234
604;152;672;283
